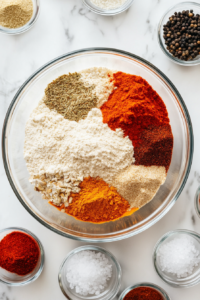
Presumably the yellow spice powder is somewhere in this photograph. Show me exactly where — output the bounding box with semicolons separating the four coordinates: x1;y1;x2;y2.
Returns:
65;177;132;223
0;0;33;29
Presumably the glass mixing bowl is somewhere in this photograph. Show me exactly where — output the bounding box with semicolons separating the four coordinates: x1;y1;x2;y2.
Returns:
2;48;193;242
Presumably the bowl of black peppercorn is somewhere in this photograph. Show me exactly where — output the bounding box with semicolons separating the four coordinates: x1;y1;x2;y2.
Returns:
158;2;200;66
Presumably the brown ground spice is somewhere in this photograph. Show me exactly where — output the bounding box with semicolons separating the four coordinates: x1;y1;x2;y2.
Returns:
44;73;98;122
0;0;33;29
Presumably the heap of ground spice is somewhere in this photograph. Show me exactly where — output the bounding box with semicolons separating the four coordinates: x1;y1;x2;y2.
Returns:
101;72;173;171
0;0;33;29
64;177;132;223
45;73;98;122
0;231;40;276
123;287;163;300
134;125;173;171
112;165;166;209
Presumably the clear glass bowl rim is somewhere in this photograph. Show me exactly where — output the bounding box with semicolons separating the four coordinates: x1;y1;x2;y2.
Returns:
82;0;134;16
118;282;171;300
58;245;122;300
194;187;200;217
157;1;200;66
2;47;194;242
0;0;40;35
153;229;200;288
0;226;45;286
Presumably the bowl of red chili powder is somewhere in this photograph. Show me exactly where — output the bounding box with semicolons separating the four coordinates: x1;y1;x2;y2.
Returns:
2;48;193;242
0;227;44;285
118;282;171;300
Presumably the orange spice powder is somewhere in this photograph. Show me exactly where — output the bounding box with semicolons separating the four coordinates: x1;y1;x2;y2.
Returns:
57;177;138;223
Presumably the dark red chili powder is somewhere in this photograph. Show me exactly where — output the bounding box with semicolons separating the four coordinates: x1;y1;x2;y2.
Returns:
134;125;173;172
101;72;173;171
0;231;40;276
123;286;163;300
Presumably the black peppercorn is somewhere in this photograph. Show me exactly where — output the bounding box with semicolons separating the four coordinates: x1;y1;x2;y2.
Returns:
163;9;200;61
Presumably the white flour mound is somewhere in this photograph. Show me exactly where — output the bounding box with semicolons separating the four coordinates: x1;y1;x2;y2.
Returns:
80;67;114;108
90;0;127;10
24;100;134;184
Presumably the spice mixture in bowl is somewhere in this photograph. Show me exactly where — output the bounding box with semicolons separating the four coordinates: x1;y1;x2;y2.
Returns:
0;0;40;35
153;230;200;287
118;283;170;300
58;245;121;300
0;227;44;286
2;48;193;242
82;0;134;16
24;68;172;223
158;2;200;66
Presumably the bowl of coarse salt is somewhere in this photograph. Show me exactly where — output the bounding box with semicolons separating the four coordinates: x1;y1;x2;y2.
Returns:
153;229;200;288
58;245;121;300
82;0;134;16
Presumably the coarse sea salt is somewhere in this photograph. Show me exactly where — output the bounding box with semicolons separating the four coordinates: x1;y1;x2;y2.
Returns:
157;235;200;278
66;250;112;296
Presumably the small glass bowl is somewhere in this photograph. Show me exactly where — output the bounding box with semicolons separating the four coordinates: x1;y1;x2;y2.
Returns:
153;230;200;288
195;186;200;217
0;0;40;35
82;0;134;16
158;2;200;66
0;227;44;286
58;245;121;300
118;282;170;300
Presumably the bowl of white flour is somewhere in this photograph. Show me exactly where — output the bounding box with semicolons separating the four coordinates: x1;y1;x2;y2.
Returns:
82;0;134;16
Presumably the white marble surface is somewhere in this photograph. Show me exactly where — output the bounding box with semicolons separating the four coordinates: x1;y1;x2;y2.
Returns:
0;0;200;299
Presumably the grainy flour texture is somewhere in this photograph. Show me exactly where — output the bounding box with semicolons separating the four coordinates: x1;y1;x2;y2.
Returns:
90;0;127;10
112;165;166;208
24;99;134;184
80;68;114;107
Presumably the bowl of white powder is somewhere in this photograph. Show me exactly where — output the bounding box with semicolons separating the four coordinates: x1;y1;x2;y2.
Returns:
58;245;121;300
82;0;134;16
2;48;193;242
153;230;200;287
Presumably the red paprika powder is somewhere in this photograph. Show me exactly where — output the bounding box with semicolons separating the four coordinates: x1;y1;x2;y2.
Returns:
101;72;173;171
0;231;40;276
123;286;163;300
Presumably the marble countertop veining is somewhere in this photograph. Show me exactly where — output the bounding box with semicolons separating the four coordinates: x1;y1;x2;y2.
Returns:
1;0;200;299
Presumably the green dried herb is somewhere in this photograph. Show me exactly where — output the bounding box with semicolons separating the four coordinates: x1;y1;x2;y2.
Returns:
44;73;98;121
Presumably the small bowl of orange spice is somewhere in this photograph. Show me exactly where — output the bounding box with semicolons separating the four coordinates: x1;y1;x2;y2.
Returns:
118;283;171;300
0;227;44;286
